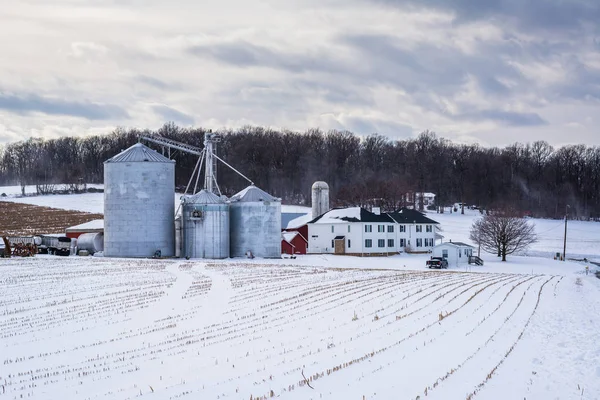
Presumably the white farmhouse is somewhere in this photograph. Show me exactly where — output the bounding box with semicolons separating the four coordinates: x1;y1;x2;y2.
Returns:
432;241;475;267
306;207;441;256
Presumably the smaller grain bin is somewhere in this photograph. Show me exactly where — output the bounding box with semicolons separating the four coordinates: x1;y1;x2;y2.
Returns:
77;232;104;255
230;185;281;258
182;190;230;259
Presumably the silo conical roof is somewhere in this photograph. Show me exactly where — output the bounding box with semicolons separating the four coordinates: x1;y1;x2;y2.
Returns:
187;190;226;204
105;143;174;163
230;185;279;202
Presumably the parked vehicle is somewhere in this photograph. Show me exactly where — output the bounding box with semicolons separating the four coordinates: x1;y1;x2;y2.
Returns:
426;257;448;269
38;235;72;256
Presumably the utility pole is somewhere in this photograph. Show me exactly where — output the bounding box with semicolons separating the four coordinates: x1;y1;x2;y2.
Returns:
563;204;569;261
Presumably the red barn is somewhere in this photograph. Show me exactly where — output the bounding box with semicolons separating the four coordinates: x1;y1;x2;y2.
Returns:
281;231;308;255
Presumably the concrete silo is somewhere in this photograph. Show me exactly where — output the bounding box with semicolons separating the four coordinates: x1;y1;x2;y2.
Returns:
104;143;175;258
182;190;230;259
311;181;330;219
230;185;281;258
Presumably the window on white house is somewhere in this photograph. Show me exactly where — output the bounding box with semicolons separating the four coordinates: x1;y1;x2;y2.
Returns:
348;239;351;248
332;240;334;248
365;239;373;248
459;249;462;257
400;239;405;247
416;238;423;247
426;225;433;233
331;225;334;233
378;225;385;232
442;249;448;258
399;225;406;233
387;225;394;233
378;239;385;248
416;225;423;233
348;225;351;233
365;225;372;233
388;239;394;247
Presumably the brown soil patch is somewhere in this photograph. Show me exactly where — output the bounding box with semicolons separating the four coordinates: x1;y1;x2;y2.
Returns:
0;201;103;236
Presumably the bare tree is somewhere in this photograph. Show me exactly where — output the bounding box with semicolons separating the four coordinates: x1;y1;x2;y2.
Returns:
470;210;537;261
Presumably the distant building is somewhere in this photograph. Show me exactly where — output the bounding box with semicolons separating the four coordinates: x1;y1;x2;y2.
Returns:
404;192;436;210
306;207;441;256
281;231;308;255
432;241;475;267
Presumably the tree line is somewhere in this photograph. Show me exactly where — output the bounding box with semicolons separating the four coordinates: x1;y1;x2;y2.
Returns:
1;123;599;220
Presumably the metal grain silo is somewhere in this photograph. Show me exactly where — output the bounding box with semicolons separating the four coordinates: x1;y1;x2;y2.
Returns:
230;185;281;258
182;190;230;259
104;143;175;258
311;181;330;219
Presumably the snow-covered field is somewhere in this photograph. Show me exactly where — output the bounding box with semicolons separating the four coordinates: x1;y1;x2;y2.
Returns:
1;255;599;400
2;186;600;399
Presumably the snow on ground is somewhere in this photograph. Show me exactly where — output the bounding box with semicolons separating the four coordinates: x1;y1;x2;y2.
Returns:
427;208;600;261
1;255;598;400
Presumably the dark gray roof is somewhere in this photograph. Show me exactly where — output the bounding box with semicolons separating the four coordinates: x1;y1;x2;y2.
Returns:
105;143;174;163
388;208;440;224
308;207;395;224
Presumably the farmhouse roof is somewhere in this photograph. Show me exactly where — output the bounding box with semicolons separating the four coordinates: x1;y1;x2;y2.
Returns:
105;143;174;163
388;208;440;224
308;207;395;224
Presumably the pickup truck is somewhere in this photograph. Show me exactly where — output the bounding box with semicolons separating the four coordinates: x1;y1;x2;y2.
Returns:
426;257;448;269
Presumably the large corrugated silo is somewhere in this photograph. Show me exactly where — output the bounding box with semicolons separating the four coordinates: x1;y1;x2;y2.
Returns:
311;181;330;219
182;190;230;259
230;185;281;258
104;143;175;258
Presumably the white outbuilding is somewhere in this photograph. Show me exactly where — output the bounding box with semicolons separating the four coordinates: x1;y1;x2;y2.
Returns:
432;241;475;267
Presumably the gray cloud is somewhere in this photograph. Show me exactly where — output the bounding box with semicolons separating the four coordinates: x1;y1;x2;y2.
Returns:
152;105;195;126
135;75;181;90
373;0;600;34
461;110;547;127
0;92;128;120
189;41;342;75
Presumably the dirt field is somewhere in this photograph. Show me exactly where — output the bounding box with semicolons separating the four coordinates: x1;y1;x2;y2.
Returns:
0;201;103;236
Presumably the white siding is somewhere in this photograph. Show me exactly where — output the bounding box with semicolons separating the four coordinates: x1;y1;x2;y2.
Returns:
307;222;399;255
432;244;473;266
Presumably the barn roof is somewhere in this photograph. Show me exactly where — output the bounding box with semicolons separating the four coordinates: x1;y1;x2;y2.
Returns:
65;219;104;232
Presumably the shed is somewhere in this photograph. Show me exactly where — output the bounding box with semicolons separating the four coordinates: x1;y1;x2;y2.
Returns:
65;219;104;239
432;241;475;267
282;231;308;255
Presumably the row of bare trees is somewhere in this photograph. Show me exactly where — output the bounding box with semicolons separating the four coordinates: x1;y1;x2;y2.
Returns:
1;123;599;219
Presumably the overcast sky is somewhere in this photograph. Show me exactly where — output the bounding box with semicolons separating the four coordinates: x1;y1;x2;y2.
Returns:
1;0;599;147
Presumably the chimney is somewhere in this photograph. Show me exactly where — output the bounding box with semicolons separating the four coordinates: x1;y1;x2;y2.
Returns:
372;207;381;215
